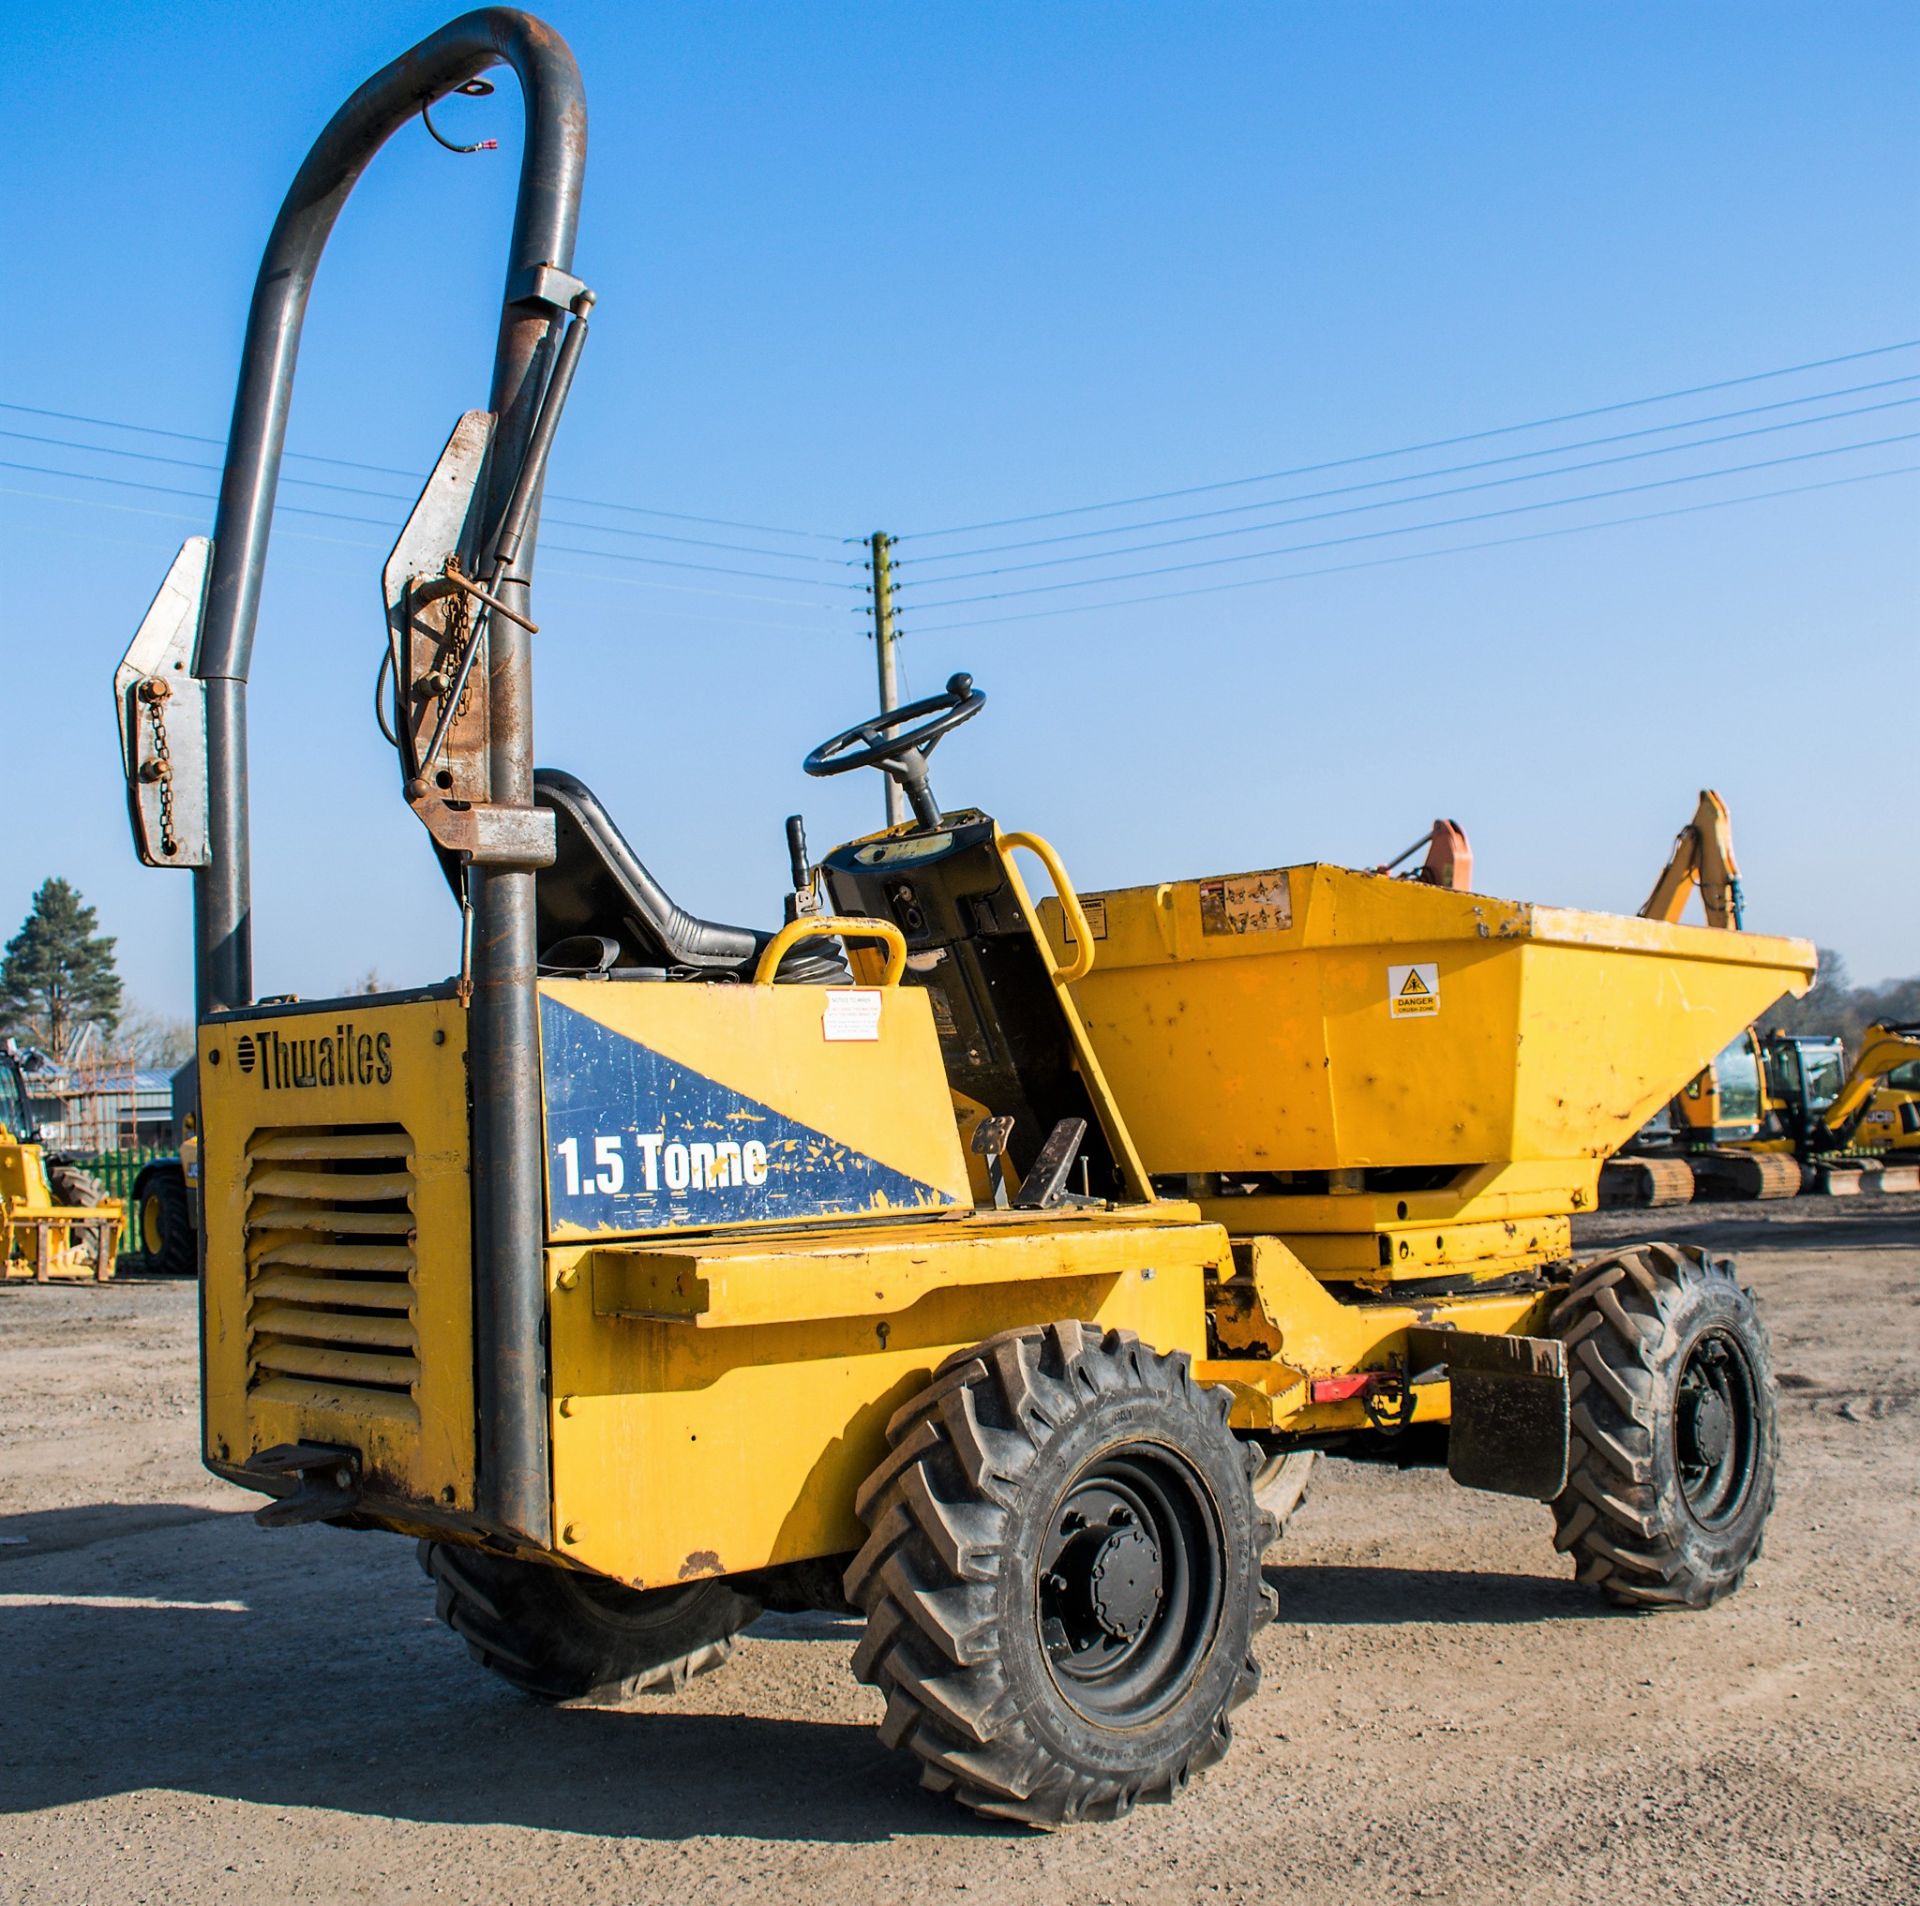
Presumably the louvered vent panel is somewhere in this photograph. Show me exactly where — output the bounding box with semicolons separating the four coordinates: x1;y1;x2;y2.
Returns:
244;1127;419;1421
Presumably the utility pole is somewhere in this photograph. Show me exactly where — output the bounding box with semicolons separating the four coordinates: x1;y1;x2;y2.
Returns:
869;530;907;827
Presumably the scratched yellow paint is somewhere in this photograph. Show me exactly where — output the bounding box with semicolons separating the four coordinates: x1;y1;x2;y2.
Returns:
1039;863;1815;1249
545;1211;1219;1587
198;996;477;1509
538;978;972;1241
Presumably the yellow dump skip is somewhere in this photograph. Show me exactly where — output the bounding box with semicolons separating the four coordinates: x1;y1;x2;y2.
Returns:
1041;864;1814;1208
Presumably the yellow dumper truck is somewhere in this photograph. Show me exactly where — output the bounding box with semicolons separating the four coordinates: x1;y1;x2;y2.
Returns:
116;12;1815;1826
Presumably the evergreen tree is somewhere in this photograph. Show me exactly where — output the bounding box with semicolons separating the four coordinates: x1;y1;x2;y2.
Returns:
0;879;123;1062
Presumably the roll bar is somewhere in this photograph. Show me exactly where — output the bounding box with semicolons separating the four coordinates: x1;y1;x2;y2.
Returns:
191;9;588;1546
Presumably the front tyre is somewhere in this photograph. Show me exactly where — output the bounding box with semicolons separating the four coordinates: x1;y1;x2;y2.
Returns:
845;1322;1273;1826
1548;1244;1777;1610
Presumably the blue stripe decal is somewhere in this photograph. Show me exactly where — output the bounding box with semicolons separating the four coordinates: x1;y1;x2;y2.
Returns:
539;994;957;1233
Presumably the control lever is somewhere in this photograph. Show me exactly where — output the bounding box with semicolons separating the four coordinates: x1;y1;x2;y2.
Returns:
784;815;820;920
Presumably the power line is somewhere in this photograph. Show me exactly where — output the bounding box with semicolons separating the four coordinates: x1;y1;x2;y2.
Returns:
898;337;1920;539
0;455;858;592
897;430;1920;612
894;395;1920;593
895;372;1920;564
899;461;1920;635
0;396;845;543
1;480;852;617
0;423;857;568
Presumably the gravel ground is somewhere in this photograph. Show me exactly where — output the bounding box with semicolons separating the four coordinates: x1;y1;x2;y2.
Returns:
2;1195;1916;1905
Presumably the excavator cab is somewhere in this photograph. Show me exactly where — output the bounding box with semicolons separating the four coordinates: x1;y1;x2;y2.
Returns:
1763;1034;1849;1149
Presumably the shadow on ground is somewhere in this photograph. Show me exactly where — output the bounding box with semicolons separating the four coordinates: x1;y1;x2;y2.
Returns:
0;1501;230;1560
0;1508;1001;1843
1269;1561;1594;1625
1575;1203;1920;1257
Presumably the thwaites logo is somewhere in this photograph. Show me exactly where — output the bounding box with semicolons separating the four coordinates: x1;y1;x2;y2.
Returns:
234;1024;393;1091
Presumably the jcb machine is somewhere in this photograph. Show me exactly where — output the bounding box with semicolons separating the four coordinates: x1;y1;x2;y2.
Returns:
1765;1022;1920;1163
1;1046;122;1282
1847;1032;1920;1157
126;1064;199;1276
119;15;1815;1826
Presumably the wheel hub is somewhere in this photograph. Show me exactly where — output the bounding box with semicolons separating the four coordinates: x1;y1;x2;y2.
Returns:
1681;1386;1732;1467
1674;1326;1761;1529
1035;1451;1220;1724
1087;1521;1161;1641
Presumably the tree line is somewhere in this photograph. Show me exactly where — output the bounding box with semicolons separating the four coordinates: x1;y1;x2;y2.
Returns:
0;877;191;1068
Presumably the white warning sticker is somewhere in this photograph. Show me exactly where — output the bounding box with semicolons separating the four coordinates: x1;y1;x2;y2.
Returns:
1388;963;1440;1018
823;989;883;1042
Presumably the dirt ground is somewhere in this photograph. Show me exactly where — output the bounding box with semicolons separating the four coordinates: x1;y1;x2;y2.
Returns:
3;1196;1916;1906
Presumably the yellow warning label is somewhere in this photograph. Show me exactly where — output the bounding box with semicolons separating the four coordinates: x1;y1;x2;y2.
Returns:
1061;895;1109;946
1388;962;1439;1018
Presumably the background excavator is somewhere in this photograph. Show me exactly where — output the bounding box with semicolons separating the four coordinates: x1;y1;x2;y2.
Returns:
1603;793;1918;1204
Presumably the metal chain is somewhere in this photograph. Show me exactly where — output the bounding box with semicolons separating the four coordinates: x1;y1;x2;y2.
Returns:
441;583;474;724
137;680;179;859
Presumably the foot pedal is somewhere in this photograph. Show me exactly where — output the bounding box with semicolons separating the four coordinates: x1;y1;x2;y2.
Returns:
1011;1117;1093;1210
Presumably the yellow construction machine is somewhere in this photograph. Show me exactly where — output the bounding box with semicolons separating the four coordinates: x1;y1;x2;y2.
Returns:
1603;792;1917;1199
1849;1038;1920;1157
116;14;1815;1826
1764;1021;1920;1163
1;1046;123;1282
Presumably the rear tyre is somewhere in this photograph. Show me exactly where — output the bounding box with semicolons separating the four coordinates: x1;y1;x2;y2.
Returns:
1251;1449;1317;1544
134;1167;196;1276
419;1540;760;1702
845;1322;1273;1825
1548;1244;1777;1610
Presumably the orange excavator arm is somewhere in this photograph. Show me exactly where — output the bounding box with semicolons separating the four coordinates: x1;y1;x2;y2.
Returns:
1642;789;1744;930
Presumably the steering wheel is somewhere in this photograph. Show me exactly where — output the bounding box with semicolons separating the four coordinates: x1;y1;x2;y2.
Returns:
804;673;985;779
803;673;984;826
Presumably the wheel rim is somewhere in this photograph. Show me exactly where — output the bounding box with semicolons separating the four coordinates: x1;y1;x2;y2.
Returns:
141;1194;164;1256
1673;1326;1761;1528
1036;1443;1224;1725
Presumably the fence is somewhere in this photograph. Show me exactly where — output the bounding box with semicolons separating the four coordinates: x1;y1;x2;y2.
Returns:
76;1147;171;1206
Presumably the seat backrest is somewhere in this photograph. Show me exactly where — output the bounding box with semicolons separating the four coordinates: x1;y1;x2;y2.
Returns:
820;812;1130;1200
533;769;758;972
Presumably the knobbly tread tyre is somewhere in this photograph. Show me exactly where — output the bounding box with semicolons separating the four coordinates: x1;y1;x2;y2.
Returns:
418;1540;759;1703
134;1167;196;1276
1251;1449;1317;1545
1548;1243;1777;1611
844;1321;1275;1826
48;1163;107;1208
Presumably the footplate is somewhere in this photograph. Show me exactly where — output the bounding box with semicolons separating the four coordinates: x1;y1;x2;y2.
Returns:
1408;1327;1569;1500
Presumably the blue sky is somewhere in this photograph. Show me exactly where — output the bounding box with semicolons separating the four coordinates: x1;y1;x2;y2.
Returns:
3;2;1915;1020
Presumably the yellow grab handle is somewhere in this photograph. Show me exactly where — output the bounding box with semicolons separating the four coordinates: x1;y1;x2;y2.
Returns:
1000;830;1096;984
753;915;907;987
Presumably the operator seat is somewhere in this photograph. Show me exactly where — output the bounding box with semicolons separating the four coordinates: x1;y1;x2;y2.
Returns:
532;768;844;983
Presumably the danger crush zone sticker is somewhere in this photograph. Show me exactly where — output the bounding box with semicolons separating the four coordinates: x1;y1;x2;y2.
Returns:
1388;963;1439;1017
